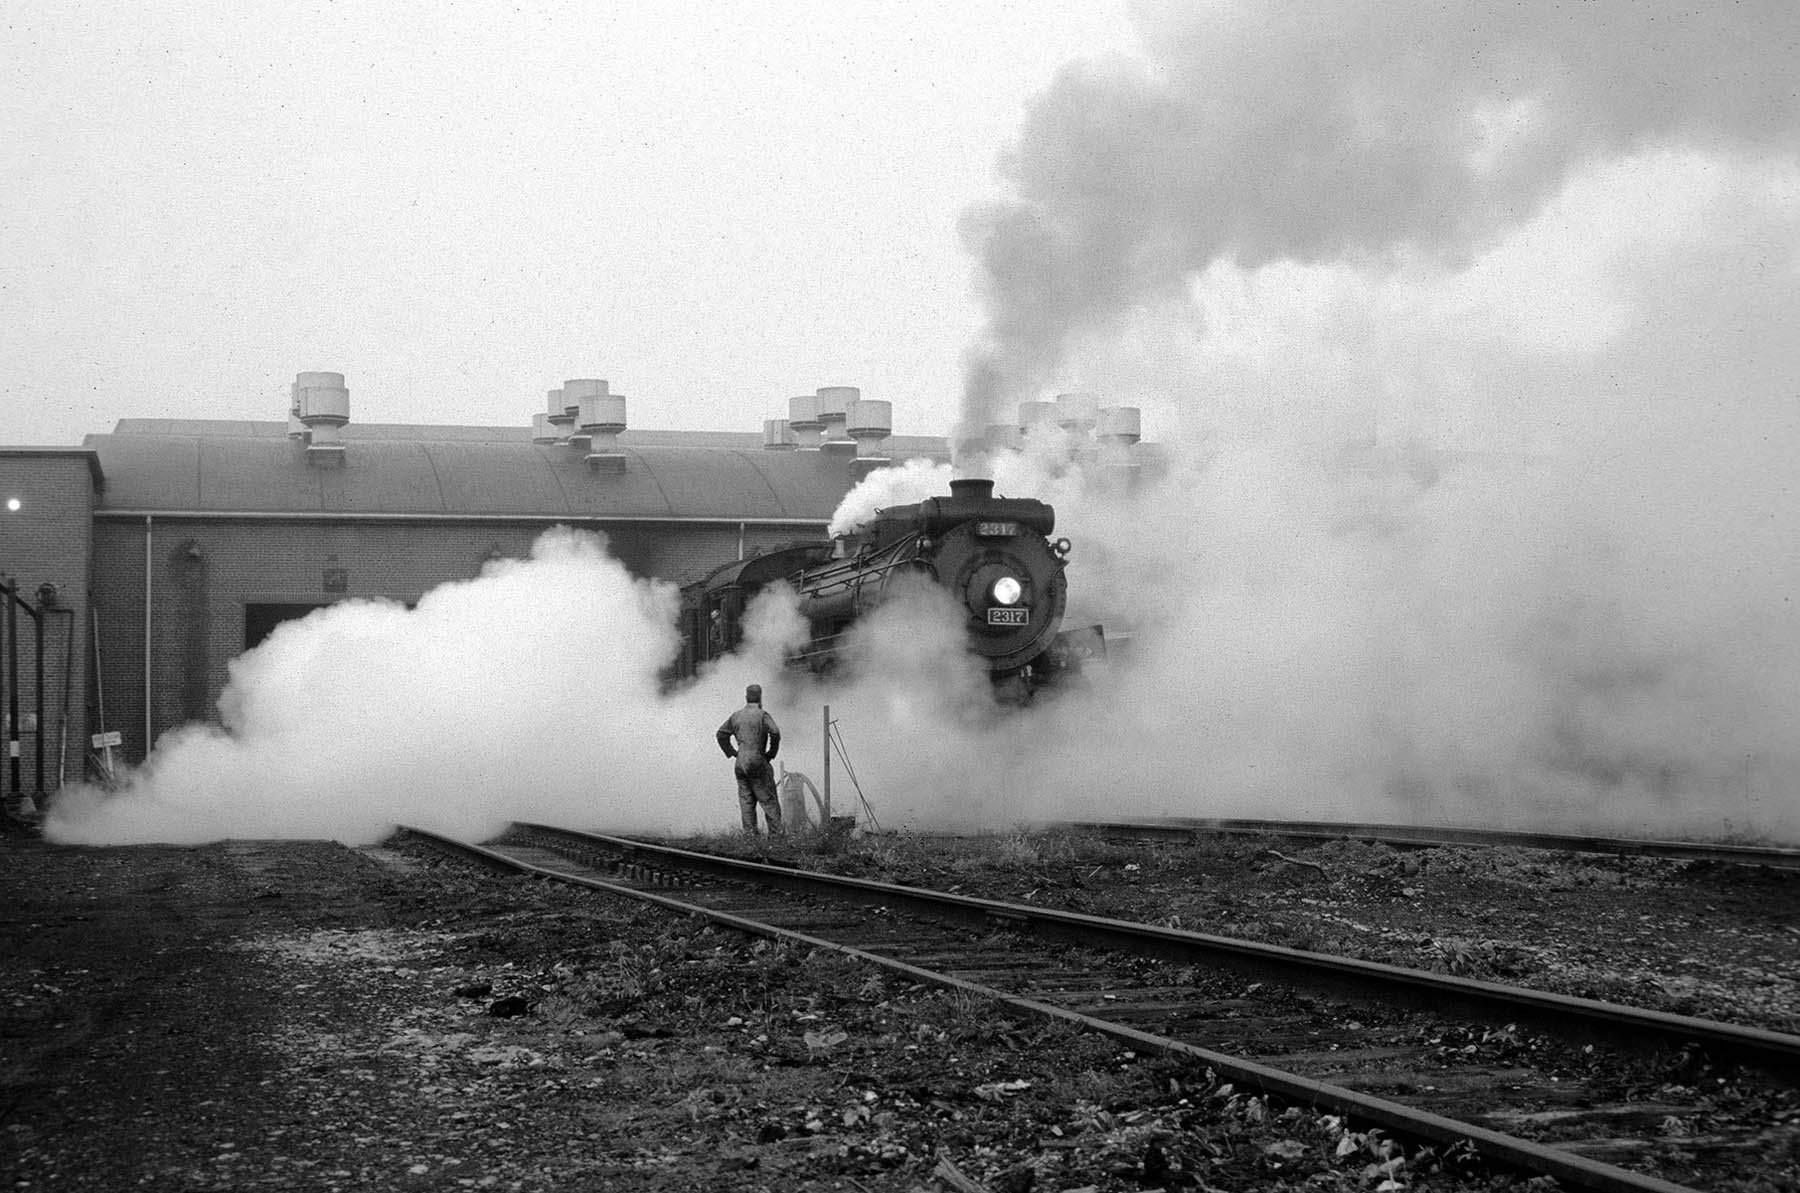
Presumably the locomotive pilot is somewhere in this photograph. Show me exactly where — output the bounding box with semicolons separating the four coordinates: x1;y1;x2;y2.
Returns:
716;684;783;836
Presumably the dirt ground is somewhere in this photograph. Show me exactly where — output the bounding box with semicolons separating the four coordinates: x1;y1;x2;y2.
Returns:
2;824;1797;1192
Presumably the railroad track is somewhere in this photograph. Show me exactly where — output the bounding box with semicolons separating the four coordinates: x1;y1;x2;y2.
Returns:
1055;817;1800;871
401;821;1800;1193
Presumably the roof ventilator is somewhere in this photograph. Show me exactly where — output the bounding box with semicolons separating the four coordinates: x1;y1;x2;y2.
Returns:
575;383;627;471
532;388;562;444
763;418;797;450
817;386;859;458
984;422;1023;453
1054;392;1099;436
563;379;606;451
1096;405;1143;489
1097;405;1141;461
1056;392;1101;465
788;394;824;450
1018;400;1058;436
848;399;892;479
296;371;349;467
544;388;572;443
287;381;307;440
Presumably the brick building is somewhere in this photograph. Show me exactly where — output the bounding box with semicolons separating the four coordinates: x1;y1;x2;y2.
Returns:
1;374;938;808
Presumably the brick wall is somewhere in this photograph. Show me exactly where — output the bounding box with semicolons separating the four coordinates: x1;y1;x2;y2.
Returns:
90;517;824;763
0;452;98;804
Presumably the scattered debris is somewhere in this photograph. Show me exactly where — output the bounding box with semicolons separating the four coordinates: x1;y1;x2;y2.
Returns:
933;1154;993;1193
485;994;532;1018
1265;849;1329;875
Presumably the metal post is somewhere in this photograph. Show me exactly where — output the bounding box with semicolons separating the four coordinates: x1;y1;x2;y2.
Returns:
92;606;116;781
6;580;19;801
0;579;44;812
0;578;9;806
144;514;153;762
821;703;832;822
56;606;74;788
33;591;44;801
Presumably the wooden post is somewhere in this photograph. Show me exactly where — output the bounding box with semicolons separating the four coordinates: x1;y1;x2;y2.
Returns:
821;703;832;822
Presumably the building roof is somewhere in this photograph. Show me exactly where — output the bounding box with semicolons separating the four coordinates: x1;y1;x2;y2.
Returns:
84;421;944;523
0;446;105;487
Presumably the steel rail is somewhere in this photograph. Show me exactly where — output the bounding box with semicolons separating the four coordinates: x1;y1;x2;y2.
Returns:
398;823;1703;1193
1056;817;1800;871
520;823;1800;1079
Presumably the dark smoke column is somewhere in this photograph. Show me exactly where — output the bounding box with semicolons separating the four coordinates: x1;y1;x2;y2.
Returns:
957;0;1800;432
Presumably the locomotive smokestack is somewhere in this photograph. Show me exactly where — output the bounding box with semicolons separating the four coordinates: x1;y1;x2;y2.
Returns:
949;477;995;502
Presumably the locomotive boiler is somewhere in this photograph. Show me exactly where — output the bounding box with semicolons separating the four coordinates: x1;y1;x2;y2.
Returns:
674;478;1090;691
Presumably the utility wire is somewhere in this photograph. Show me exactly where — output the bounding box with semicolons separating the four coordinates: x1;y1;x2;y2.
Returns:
827;720;882;834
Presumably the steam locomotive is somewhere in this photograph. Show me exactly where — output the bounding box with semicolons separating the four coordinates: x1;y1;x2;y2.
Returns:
673;477;1095;693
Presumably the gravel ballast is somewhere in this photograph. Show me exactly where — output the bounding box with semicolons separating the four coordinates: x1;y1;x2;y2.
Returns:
3;827;1797;1191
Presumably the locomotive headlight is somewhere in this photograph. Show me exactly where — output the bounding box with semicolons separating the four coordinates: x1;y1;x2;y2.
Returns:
991;576;1023;607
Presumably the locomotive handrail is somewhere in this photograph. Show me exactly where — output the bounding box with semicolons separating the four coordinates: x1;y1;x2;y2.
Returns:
788;532;919;593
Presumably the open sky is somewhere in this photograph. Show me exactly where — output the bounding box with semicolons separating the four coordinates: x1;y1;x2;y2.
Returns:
2;1;1135;445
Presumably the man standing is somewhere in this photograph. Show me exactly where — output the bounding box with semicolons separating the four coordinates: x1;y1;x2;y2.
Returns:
717;683;783;835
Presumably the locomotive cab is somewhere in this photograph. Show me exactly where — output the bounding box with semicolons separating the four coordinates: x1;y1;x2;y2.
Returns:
671;541;832;677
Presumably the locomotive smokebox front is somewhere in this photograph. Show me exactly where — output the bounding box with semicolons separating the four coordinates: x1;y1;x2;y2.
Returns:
932;518;1067;671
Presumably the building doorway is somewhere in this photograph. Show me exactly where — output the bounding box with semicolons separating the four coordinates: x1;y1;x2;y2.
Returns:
243;602;332;651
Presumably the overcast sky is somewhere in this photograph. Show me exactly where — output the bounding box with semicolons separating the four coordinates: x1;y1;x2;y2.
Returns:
2;1;1135;445
6;3;1796;460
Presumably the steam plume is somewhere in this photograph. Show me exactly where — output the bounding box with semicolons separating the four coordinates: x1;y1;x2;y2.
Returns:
939;1;1800;842
46;530;800;845
961;0;1800;422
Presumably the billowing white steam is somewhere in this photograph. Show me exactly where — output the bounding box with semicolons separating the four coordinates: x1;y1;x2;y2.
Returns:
961;1;1800;419
44;349;1800;845
46;529;805;845
922;1;1800;843
828;458;952;537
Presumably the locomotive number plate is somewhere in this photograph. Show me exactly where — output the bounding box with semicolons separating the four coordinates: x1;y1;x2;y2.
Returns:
975;521;1019;537
987;608;1029;625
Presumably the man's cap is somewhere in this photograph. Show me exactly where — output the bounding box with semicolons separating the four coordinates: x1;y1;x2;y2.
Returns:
746;683;762;703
